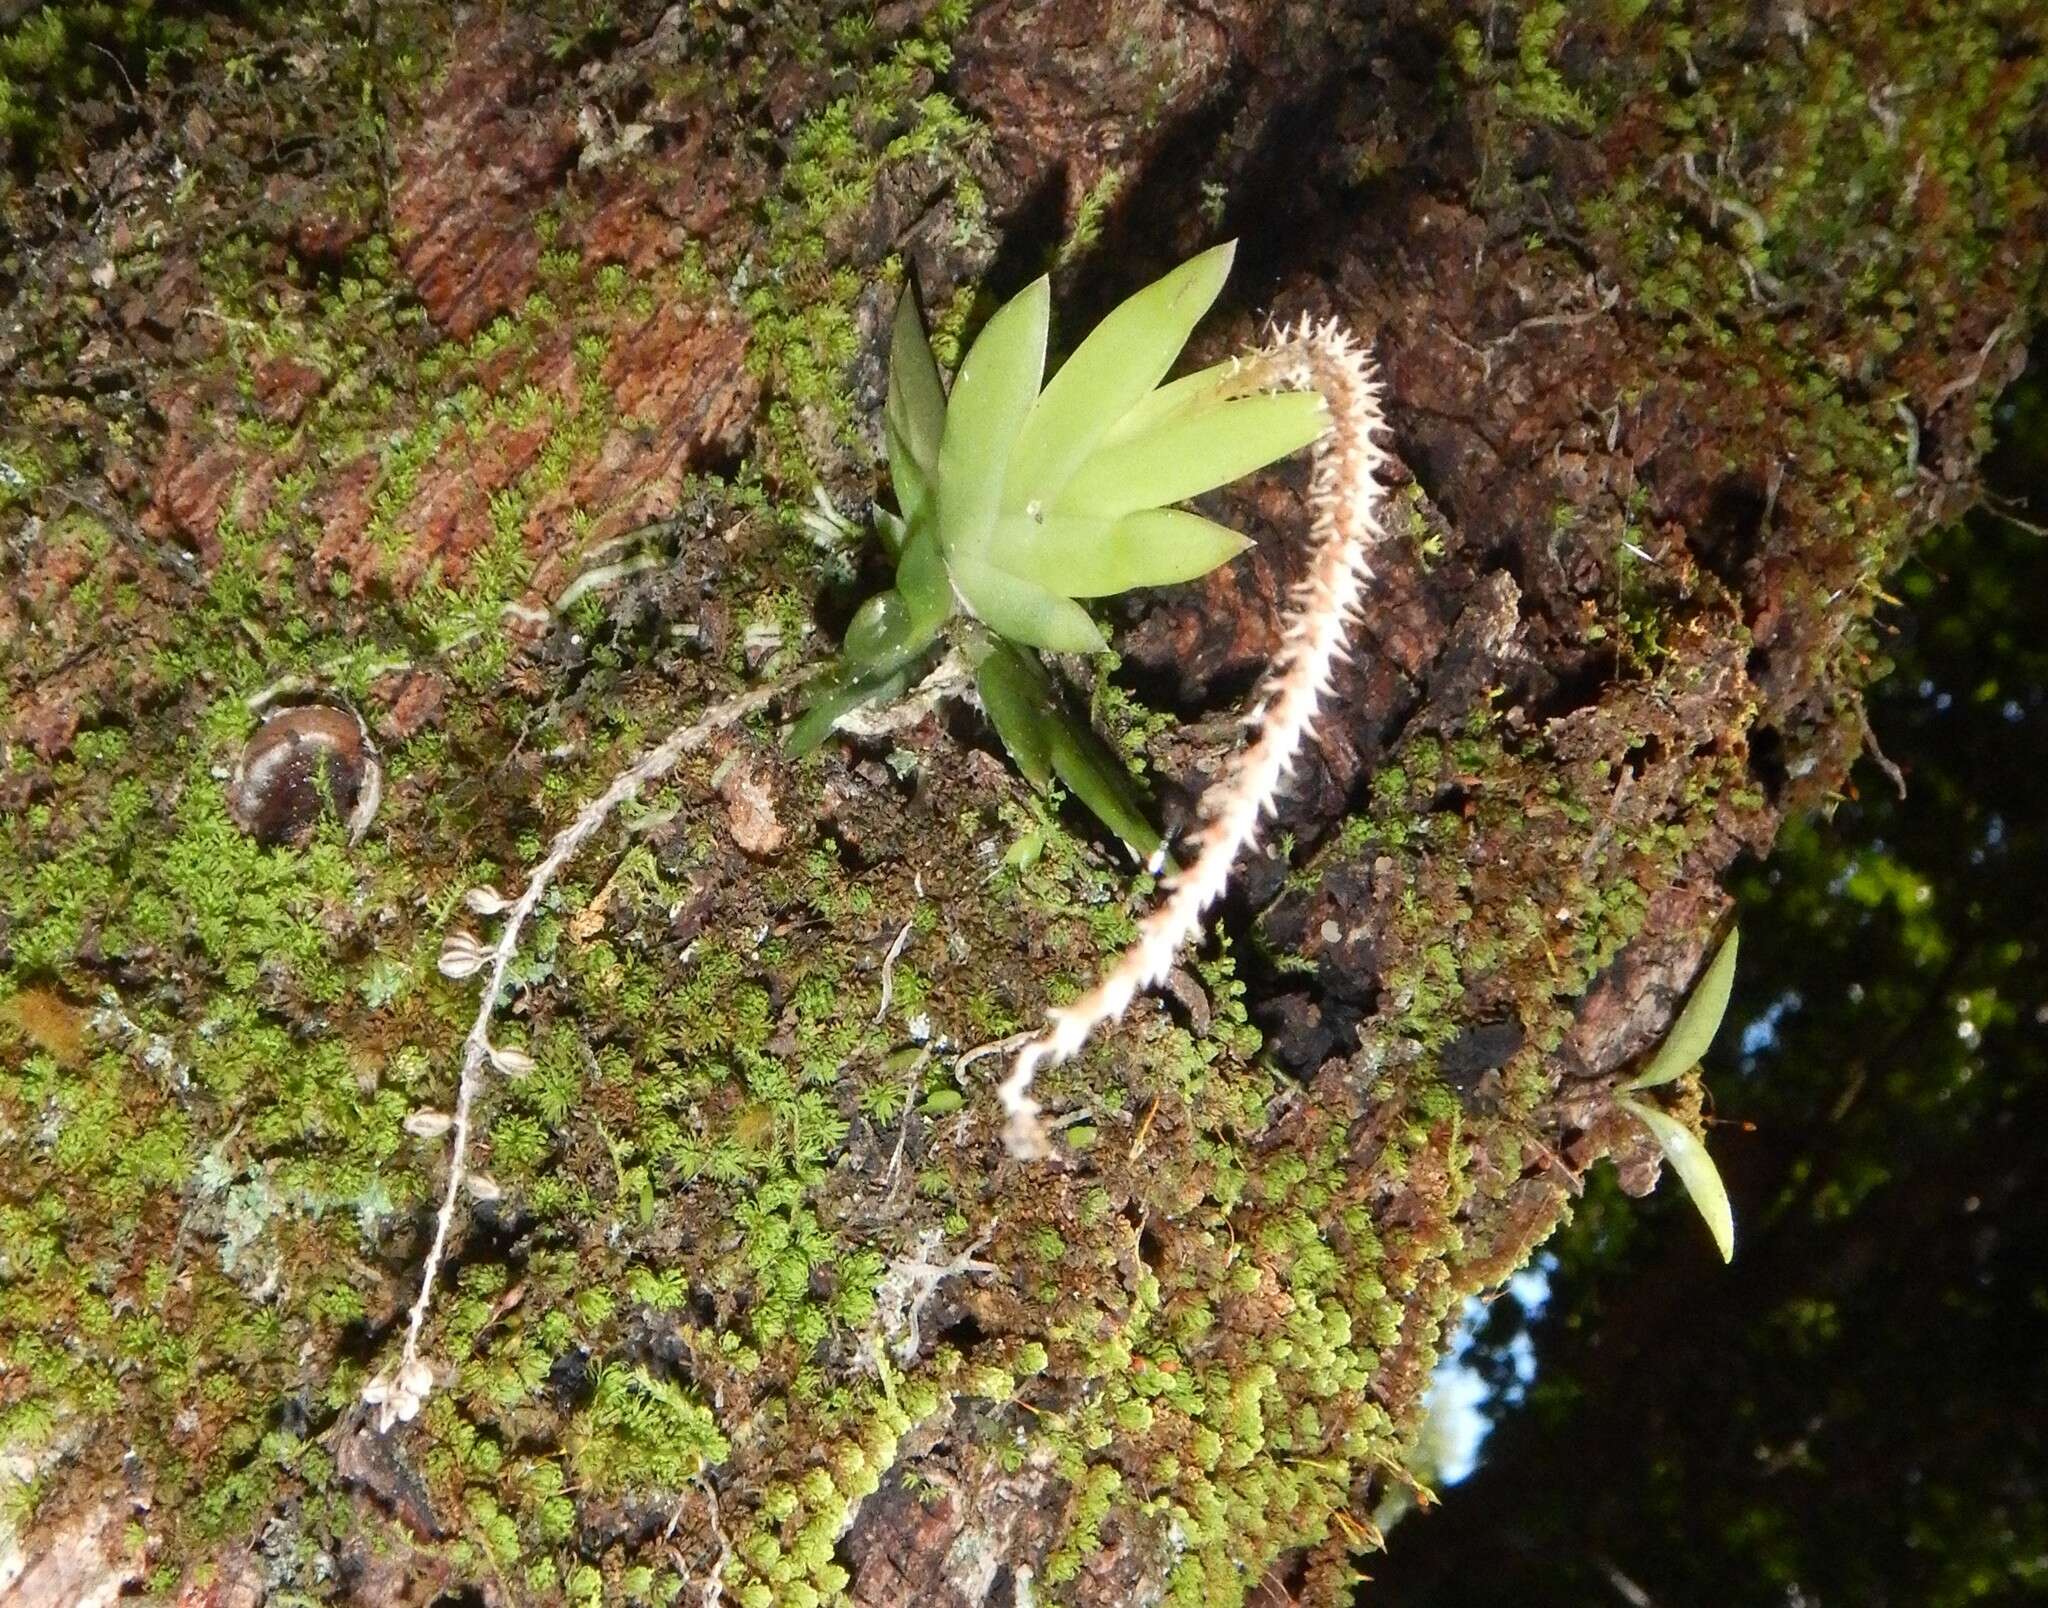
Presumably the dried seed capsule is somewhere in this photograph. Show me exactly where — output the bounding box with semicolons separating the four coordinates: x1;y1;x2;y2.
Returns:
487;1042;535;1076
438;931;488;980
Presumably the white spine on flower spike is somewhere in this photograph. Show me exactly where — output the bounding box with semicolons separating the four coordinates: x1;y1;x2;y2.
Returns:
1000;316;1392;1159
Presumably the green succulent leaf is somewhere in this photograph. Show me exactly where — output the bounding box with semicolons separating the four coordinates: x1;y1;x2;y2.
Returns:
843;589;920;671
973;641;1162;861
885;283;946;530
1625;928;1741;1091
990;507;1252;597
872;503;908;559
1096;356;1240;447
1053;390;1328;518
894;523;954;637
1003;242;1237;514
1046;713;1164;865
936;276;1049;559
948;552;1106;654
973;642;1057;788
1619;1095;1736;1263
787;664;916;755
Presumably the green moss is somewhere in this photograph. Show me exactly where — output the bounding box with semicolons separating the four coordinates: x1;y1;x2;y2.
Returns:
1450;2;1595;132
741;20;990;501
0;0;214;158
4;0;2035;1598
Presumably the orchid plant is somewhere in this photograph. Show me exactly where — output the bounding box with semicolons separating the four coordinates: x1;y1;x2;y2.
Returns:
375;246;1390;1423
789;242;1328;859
788;243;1395;1156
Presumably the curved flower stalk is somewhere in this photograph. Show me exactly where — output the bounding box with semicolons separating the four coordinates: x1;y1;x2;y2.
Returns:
366;681;782;1431
1000;317;1393;1159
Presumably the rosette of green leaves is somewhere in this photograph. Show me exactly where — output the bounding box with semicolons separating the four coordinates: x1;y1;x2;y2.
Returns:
790;241;1326;858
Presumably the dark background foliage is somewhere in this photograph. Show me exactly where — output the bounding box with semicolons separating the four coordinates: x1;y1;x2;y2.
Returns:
1371;359;2048;1607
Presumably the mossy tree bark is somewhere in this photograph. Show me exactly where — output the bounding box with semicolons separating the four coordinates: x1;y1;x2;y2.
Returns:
1;2;2040;1605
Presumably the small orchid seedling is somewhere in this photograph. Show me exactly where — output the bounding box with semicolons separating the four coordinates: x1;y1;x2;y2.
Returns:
790;241;1330;860
1618;927;1742;1262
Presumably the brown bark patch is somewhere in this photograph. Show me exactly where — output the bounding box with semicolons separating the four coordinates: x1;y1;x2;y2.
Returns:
956;0;1249;219
140;400;243;563
553;301;757;538
390;25;578;340
251;353;327;426
306;300;756;596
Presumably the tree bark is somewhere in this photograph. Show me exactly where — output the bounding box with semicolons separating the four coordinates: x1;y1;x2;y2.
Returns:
1;2;2039;1605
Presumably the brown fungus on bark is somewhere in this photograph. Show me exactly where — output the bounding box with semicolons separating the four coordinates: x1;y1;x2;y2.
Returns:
227;702;383;847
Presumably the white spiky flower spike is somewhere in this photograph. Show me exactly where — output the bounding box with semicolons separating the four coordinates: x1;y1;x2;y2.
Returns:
1000;315;1393;1158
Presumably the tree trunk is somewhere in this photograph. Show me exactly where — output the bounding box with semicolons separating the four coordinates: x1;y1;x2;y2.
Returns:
1;2;2039;1605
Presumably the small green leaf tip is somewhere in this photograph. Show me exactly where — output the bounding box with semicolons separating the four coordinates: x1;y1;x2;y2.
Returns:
786;664;914;755
844;589;916;668
1626;926;1740;1091
974;640;1163;862
1045;711;1164;864
973;641;1057;788
893;525;954;637
1621;1095;1737;1263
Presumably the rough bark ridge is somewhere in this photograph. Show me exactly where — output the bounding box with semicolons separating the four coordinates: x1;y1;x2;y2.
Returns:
1;2;2040;1605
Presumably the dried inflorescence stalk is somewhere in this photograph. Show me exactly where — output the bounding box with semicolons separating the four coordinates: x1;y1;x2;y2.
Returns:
365;683;781;1431
999;316;1393;1159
